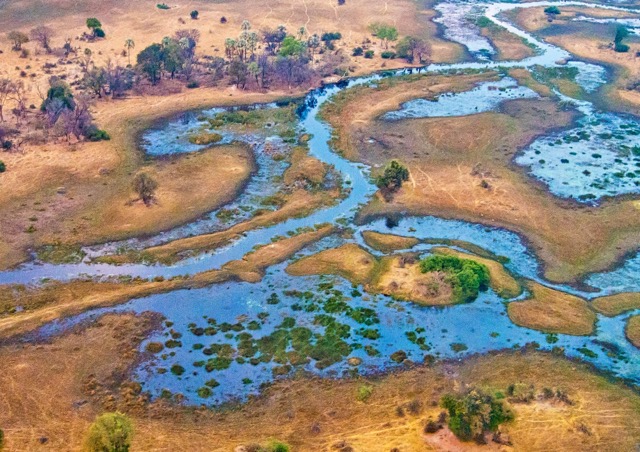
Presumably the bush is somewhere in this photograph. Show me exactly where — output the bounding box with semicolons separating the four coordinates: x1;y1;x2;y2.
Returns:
381;50;396;59
375;160;409;192
364;50;374;59
0;161;5;173
186;80;199;89
267;441;291;452
544;6;560;15
440;389;513;443
156;3;169;9
615;43;630;53
356;384;374;402
84;412;133;452
420;255;490;303
352;47;364;57
94;28;105;38
190;10;199;19
85;125;110;141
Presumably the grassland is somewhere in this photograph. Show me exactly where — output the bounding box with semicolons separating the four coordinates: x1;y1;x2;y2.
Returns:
322;70;640;283
361;230;420;253
508;282;596;336
592;292;640;317
626;315;640;348
2;313;640;451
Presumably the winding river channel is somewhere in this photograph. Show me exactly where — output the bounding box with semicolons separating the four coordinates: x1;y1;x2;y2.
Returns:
6;0;640;404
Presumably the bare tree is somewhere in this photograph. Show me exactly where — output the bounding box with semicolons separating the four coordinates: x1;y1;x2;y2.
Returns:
9;81;28;126
30;25;55;53
0;79;15;122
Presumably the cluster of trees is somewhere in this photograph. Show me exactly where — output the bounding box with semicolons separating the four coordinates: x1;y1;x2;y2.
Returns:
375;160;409;197
420;254;490;303
614;25;630;53
84;412;133;452
440;389;513;443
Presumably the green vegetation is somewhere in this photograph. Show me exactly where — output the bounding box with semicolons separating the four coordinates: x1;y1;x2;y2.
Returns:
368;23;398;48
187;131;223;145
614;25;630;53
375;160;409;193
544;6;561;16
440;389;513;443
86;18;104;38
420;255;490;303
356;384;374;402
0;161;6;173
190;10;199;20
84;412;134;452
156;3;170;9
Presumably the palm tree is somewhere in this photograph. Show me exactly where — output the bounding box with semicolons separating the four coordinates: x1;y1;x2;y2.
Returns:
124;38;135;66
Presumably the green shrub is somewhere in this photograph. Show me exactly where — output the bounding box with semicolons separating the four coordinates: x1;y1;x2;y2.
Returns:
381;51;396;59
0;161;5;173
375;160;409;191
84;412;134;452
352;47;364;56
94;28;106;38
267;440;291;452
85;125;110;141
157;3;169;9
420;255;490;303
440;389;513;442
544;6;561;15
356;384;374;402
190;10;199;19
615;43;630;53
364;50;374;59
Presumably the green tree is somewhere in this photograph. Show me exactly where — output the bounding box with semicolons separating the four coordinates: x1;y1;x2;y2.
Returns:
86;18;103;37
41;77;75;112
543;6;561;17
133;173;158;206
614;25;630;52
84;412;133;452
440;389;513;443
7;31;29;50
375;160;409;191
279;35;306;57
137;43;163;84
368;23;398;48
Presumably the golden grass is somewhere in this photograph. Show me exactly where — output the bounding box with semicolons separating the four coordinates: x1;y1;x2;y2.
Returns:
282;147;327;186
507;281;596;335
432;247;522;299
480;24;535;61
625;315;640;349
2;314;640;452
322;71;640;283
286;243;376;285
592;292;640;317
361;230;420;253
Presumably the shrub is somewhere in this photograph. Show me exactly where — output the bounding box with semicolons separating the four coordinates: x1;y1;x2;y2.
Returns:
156;3;170;9
364;50;374;59
381;50;396;59
440;389;513;443
419;255;490;303
170;364;185;376
94;28;106;38
84;412;133;452
615;43;630;53
85;125;110;141
375;160;409;192
543;6;561;15
0;161;5;173
186;80;199;89
220;16;228;23
352;47;364;56
356;384;374;402
190;10;199;19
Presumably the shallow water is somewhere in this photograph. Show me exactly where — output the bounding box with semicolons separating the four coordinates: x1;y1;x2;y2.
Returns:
5;0;640;405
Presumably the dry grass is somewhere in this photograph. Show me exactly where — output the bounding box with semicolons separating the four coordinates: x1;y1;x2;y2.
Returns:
507;281;596;336
625;315;640;349
480;23;535;61
432;247;522;299
323;71;640;283
286;243;376;285
592;293;640;317
361;230;419;253
2;315;640;452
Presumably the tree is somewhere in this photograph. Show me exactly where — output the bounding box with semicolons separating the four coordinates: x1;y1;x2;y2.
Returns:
228;59;249;88
375;160;409;192
0;79;15;122
41;77;75;115
84;67;107;97
133;173;158;206
396;36;430;63
544;6;561;19
30;25;54;53
440;389;513;443
137;43;164;84
614;25;630;52
84;412;134;452
7;31;29;51
262;25;287;54
368;23;398;48
190;10;199;20
124;39;135;66
279;36;306;57
86;18;103;37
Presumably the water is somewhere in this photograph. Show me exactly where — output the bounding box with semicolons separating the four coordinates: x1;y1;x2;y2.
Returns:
5;0;640;405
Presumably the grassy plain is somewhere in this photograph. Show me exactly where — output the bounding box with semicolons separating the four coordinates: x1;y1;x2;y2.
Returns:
2;315;640;451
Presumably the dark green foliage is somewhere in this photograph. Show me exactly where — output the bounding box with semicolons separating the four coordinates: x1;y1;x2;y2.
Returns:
170;364;185;376
381;51;396;59
543;6;560;15
85;125;110;141
440;389;513;442
190;10;199;19
94;28;106;38
157;3;170;9
375;160;409;191
615;26;629;52
41;78;75;112
84;412;134;452
420;255;490;303
0;161;5;173
197;386;212;398
352;47;364;56
364;50;374;59
137;43;164;84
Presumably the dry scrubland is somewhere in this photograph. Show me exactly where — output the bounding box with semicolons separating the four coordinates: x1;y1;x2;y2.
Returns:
0;0;465;270
322;70;640;283
2;313;640;451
